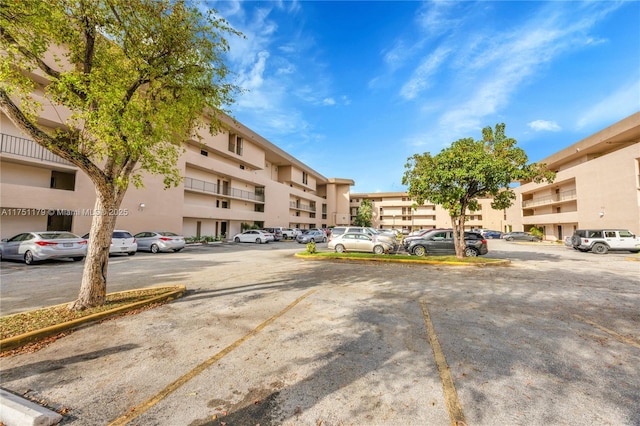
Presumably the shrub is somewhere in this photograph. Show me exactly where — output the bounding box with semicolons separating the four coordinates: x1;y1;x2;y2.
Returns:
306;241;316;254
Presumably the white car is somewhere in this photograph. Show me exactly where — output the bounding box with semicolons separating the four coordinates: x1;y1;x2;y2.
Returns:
0;231;87;265
232;230;274;244
82;230;137;256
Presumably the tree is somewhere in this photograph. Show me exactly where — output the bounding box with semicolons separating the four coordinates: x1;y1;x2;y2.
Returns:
353;199;373;227
402;123;555;258
0;0;241;310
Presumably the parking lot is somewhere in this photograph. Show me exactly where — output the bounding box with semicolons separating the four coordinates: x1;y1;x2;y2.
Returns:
1;239;639;425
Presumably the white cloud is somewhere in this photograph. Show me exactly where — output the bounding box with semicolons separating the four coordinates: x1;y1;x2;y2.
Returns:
400;46;451;100
322;98;336;106
576;79;640;130
528;120;562;132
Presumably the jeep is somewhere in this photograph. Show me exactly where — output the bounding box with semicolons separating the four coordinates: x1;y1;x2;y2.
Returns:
571;229;640;254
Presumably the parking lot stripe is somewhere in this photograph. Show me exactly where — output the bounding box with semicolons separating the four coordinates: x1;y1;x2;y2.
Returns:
574;314;640;349
107;289;317;426
420;300;467;426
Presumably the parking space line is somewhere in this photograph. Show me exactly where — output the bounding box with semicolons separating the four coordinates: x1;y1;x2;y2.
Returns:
420;300;467;426
107;289;317;426
574;314;640;349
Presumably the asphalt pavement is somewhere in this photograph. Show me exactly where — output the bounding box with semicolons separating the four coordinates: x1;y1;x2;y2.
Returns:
1;240;639;425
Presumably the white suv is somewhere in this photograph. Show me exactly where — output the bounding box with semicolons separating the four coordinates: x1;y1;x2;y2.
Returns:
571;229;640;254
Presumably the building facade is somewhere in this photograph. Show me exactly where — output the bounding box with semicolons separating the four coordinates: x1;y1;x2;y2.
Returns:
504;112;640;240
348;192;505;233
0;111;354;240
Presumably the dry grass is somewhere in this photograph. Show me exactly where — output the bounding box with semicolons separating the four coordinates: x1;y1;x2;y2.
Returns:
0;287;176;341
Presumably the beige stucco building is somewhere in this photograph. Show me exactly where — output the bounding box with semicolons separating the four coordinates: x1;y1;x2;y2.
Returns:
504;112;640;240
349;192;505;232
0;111;354;240
351;113;640;239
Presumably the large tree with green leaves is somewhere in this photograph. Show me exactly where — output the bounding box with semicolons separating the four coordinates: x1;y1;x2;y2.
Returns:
353;199;373;227
0;0;241;310
402;123;555;258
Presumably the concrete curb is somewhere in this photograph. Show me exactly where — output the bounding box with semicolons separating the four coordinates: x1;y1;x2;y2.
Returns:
0;388;62;426
294;253;511;267
0;286;187;353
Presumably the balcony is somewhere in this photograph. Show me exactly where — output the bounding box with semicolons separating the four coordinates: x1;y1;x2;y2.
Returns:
184;177;265;203
289;201;316;212
1;133;73;166
522;189;577;208
522;211;579;225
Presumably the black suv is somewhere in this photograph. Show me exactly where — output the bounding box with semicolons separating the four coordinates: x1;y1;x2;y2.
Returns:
406;229;488;257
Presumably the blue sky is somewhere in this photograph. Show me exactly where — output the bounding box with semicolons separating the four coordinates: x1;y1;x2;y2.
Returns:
211;0;640;193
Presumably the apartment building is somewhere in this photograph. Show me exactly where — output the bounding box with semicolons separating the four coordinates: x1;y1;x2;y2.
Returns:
0;112;354;240
349;192;505;232
504;112;640;240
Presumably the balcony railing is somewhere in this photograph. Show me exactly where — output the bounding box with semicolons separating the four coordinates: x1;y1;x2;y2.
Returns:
184;177;264;202
522;189;577;208
1;133;73;166
290;201;316;212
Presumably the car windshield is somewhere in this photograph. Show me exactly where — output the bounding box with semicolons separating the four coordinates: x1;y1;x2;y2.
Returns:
113;232;132;238
159;232;178;236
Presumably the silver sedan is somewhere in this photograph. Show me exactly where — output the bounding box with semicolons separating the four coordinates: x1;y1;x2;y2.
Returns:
328;232;392;254
0;231;87;265
133;231;186;253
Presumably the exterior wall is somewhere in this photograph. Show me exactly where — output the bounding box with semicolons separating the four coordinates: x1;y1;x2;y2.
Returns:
507;113;640;240
349;192;505;232
1;111;353;240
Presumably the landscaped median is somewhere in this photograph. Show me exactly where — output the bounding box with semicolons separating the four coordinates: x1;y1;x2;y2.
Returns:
0;286;187;354
295;251;510;266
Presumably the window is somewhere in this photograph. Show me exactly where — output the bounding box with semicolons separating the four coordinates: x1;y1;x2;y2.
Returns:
605;231;616;238
221;201;229;209
239;164;245;170
228;133;236;153
302;171;308;185
200;149;208;157
236;137;243;155
50;170;75;191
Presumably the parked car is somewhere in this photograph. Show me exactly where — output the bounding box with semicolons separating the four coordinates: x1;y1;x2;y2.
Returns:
232;230;274;244
402;229;436;250
571;229;640;254
328;232;394;254
406;230;488;257
83;230;137;256
133;231;185;253
329;226;398;250
0;231;87;265
482;230;503;239
502;231;540;242
262;228;283;241
296;230;327;244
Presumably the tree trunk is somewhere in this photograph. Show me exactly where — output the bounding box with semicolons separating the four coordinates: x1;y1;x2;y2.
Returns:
68;193;119;310
451;214;467;259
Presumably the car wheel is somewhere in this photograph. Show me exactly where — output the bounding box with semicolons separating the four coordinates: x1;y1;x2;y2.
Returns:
413;245;426;256
322;237;327;243
174;248;183;252
256;238;262;244
592;243;608;254
150;244;159;254
373;245;385;255
234;237;241;243
128;251;136;256
72;257;84;262
335;244;345;253
506;237;513;241
464;247;479;257
24;251;34;265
